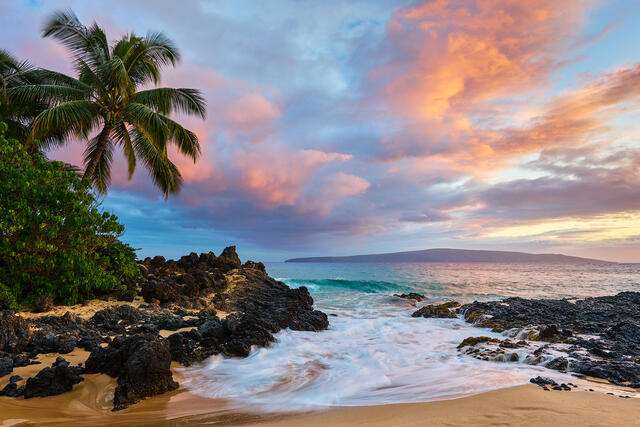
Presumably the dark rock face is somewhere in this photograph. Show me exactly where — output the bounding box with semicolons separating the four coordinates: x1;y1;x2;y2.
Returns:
117;289;136;302
141;280;179;304
0;311;32;353
212;268;329;333
394;293;425;301
0;355;13;377
23;357;84;399
411;301;460;318
0;375;24;397
220;246;242;266
0;247;329;410
33;295;54;313
85;334;178;410
460;292;640;386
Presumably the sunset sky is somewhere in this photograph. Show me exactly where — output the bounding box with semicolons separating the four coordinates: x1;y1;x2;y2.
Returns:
3;0;640;262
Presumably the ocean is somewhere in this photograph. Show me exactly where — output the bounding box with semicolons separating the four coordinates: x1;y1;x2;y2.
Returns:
180;262;640;410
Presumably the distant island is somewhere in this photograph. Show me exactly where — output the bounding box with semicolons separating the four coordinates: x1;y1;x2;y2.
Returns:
285;248;611;264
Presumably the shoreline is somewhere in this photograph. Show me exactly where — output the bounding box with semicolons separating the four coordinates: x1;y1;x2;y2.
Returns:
2;378;639;426
1;253;639;425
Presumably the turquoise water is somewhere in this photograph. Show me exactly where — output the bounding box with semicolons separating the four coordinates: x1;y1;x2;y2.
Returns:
181;262;640;410
268;261;640;301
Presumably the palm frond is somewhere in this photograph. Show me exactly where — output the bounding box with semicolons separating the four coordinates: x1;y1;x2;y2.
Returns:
123;102;170;145
31;99;100;140
132;126;182;197
142;31;180;68
84;133;114;193
7;84;88;105
132;88;206;118
35;69;91;91
112;121;136;178
41;10;109;72
163;116;201;161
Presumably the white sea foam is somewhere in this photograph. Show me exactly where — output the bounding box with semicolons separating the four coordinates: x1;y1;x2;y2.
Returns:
180;292;576;411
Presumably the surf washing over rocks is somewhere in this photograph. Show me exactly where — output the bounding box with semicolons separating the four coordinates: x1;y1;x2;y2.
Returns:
181;261;640;411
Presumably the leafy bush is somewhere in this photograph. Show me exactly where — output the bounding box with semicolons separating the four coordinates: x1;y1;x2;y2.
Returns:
0;122;140;306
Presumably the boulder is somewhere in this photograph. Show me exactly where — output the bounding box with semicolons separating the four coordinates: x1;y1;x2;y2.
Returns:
0;375;24;397
23;357;84;399
412;302;460;319
0;355;13;377
141;281;179;304
394;293;425;302
33;295;54;313
85;334;178;410
219;246;241;266
0;311;31;353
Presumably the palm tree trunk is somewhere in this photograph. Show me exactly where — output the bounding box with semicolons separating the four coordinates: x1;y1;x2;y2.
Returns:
83;124;111;180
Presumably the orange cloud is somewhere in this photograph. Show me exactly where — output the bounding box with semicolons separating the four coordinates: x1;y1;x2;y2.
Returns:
374;0;640;178
232;147;353;208
383;0;587;120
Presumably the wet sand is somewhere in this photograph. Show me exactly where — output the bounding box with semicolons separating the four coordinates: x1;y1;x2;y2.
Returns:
256;385;640;427
2;377;639;426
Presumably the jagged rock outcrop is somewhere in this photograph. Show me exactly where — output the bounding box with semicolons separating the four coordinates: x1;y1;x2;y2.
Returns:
394;293;425;301
0;246;329;410
0;375;24;397
85;334;178;410
411;301;460;318
0;311;32;353
459;292;640;386
23;357;84;398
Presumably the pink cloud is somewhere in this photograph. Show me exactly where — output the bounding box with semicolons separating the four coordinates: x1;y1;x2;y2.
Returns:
231;147;353;208
301;172;371;217
226;94;282;125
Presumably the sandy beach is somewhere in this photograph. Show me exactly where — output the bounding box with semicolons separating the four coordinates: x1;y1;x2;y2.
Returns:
1;347;639;427
2;375;639;426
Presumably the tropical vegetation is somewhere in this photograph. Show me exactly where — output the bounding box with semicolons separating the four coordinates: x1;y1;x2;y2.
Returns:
0;122;140;308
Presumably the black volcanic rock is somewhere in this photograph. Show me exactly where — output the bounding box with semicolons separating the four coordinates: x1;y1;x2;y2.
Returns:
394;293;425;301
213;268;329;332
220;245;242;266
459;292;640;386
0;247;329;411
141;280;180;304
0;311;32;353
0;355;14;377
412;301;460;318
85;333;178;410
23;357;84;399
33;295;54;313
0;375;24;397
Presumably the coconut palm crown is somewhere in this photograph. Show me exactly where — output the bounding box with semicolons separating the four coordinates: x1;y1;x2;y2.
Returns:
8;10;207;196
0;49;45;145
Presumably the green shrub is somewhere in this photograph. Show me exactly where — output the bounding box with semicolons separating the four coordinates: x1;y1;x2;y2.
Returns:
0;282;17;309
0;122;140;306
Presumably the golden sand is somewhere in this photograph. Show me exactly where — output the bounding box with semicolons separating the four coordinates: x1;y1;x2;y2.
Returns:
2;375;639;427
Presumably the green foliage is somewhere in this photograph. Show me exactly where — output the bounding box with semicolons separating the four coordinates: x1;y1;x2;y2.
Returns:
0;282;17;310
0;122;140;306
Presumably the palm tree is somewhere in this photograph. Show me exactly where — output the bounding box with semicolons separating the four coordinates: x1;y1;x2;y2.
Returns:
8;10;206;196
0;50;46;146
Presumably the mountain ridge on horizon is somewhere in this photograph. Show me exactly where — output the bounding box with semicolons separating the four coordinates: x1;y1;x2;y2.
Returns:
285;248;612;264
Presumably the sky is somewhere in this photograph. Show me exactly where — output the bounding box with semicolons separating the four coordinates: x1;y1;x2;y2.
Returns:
2;0;640;262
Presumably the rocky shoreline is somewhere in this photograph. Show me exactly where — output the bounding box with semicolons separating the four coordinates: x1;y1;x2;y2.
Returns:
0;247;328;410
408;292;640;388
2;255;638;413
